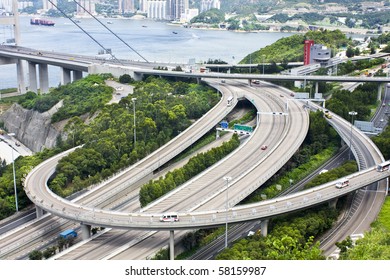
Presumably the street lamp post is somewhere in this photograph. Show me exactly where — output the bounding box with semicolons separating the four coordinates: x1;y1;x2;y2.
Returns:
132;97;137;147
262;55;265;75
223;176;232;248
11;144;18;212
349;111;358;160
1;137;18;212
249;53;252;74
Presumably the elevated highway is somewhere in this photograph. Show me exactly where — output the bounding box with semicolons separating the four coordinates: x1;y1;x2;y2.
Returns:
1;45;389;94
22;81;387;232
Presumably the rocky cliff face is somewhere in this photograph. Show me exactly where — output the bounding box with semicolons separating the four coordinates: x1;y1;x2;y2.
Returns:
0;101;64;152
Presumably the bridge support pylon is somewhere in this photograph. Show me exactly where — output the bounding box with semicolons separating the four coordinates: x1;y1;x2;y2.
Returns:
328;198;338;209
169;230;175;260
80;223;91;240
38;64;49;93
260;219;269;237
73;70;83;81
35;205;44;218
378;83;383;101
28;62;38;93
16;60;26;94
61;68;71;85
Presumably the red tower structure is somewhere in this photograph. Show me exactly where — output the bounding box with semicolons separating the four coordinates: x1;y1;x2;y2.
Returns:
304;40;314;65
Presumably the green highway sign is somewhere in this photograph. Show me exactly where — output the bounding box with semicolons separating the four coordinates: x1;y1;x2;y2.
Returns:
233;124;253;132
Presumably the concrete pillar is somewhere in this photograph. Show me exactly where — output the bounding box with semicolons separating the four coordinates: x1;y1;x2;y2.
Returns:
328;198;338;209
133;72;143;81
260;219;269;237
72;70;83;81
378;83;383;101
169;230;175;260
28;62;38;93
35;205;44;218
38;64;49;93
16;59;26;94
61;68;71;85
80;223;91;240
315;82;319;94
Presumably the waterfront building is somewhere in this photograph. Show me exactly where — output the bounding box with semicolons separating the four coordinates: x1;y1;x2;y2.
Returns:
200;0;220;13
118;0;135;14
147;0;167;20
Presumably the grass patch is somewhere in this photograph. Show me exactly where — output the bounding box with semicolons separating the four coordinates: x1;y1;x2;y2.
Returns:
0;88;17;94
376;197;390;231
0;93;27;104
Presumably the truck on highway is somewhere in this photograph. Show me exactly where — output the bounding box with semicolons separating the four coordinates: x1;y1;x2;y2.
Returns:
59;229;77;239
227;96;233;106
335;178;350;189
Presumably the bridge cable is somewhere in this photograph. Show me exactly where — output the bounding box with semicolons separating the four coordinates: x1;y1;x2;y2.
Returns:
73;0;150;64
46;0;123;65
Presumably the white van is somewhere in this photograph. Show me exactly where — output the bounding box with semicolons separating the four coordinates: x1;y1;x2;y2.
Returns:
160;213;179;222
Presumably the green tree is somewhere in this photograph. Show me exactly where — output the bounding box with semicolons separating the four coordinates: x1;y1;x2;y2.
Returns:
29;250;43;260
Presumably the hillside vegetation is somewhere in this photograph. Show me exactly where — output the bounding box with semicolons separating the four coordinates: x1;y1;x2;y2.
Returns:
240;29;350;64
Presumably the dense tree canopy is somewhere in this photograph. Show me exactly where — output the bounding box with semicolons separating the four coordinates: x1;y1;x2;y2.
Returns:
240;29;350;65
49;77;220;197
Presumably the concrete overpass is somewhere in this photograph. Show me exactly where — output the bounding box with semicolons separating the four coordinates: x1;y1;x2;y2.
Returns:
1;45;389;95
21;80;388;259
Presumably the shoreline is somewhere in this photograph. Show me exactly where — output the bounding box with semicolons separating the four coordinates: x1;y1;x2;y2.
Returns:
20;13;387;36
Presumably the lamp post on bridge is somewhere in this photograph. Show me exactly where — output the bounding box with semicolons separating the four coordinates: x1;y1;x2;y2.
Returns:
1;134;18;212
262;55;265;75
132;97;137;147
349;111;358;160
223;176;232;248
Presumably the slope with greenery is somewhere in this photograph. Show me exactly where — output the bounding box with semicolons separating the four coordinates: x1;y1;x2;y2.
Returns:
18;74;114;123
240;29;350;64
49;76;220;197
0;75;220;216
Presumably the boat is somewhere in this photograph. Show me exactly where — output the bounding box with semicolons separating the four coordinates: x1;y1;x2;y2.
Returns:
142;25;147;28
107;21;113;24
172;31;178;34
30;18;55;26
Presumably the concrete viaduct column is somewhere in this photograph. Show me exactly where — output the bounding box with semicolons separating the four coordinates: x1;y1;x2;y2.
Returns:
61;68;71;85
16;59;26;94
260;219;269;237
328;198;338;209
378;83;383;101
169;230;175;260
35;205;44;218
38;64;49;94
73;70;83;81
28;62;38;93
80;223;91;240
315;82;319;94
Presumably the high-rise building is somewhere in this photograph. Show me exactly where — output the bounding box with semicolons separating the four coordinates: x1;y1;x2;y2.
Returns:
0;0;12;12
42;0;57;11
149;0;187;21
119;0;135;14
147;0;167;20
200;0;220;13
76;0;96;15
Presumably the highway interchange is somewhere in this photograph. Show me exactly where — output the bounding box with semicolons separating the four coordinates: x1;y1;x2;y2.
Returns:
0;78;387;260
